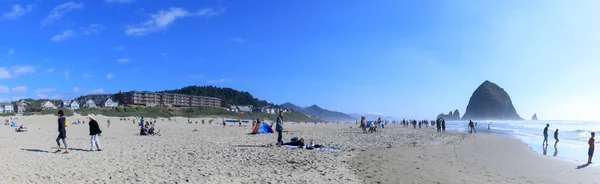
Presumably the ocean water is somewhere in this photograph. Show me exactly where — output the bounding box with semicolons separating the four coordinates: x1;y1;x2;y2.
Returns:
442;120;600;162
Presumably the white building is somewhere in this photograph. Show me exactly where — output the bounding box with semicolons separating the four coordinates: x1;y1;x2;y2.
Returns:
70;101;80;110
41;101;57;110
82;99;97;108
102;98;118;107
0;103;14;113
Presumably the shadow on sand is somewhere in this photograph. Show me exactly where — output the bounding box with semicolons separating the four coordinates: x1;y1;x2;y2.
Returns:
21;148;49;153
233;144;274;148
576;163;590;169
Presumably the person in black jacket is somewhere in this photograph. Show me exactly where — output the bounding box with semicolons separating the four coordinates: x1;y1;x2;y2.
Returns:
55;110;69;154
88;114;102;151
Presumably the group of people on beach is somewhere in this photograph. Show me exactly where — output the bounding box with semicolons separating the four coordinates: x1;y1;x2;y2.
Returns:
543;123;595;164
54;110;102;154
359;117;385;133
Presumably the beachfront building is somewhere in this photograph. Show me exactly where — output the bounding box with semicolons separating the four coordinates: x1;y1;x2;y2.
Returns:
82;99;97;108
260;107;277;114
14;101;28;114
118;90;221;108
41;101;57;110
237;106;253;112
0;103;13;113
77;94;116;105
70;101;80;110
101;98;118;107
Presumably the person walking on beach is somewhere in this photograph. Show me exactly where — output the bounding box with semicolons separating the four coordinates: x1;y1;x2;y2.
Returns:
276;111;284;147
88;114;102;151
436;119;441;132
487;122;491;133
468;120;476;134
55;110;69;154
588;132;595;164
554;129;559;146
543;124;549;146
107;119;111;128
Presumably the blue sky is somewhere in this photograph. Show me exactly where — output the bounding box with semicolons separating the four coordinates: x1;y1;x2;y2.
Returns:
1;0;599;121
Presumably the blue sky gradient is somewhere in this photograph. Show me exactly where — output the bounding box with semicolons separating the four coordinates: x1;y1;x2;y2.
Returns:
1;0;599;121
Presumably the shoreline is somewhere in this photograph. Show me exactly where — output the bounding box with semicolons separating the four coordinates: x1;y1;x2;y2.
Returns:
350;127;600;184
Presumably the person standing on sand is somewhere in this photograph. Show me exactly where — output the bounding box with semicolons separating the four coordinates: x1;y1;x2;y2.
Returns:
55;110;69;154
543;124;549;146
487;122;491;133
276;111;284;147
107;119;111;128
588;132;595;164
554;129;559;146
441;119;446;132
468;120;476;134
360;117;367;133
436;119;441;132
88;114;102;151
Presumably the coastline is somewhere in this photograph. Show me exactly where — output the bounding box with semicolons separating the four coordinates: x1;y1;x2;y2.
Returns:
350;128;600;184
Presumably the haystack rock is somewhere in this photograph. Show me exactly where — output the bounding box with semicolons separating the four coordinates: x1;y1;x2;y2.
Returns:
462;80;522;120
532;113;538;120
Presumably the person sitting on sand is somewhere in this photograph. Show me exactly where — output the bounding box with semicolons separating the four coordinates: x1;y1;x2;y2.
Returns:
140;126;148;136
16;125;28;132
283;137;305;148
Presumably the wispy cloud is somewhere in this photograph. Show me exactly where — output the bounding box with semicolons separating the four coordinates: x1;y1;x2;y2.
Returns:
106;73;114;79
125;7;221;36
12;65;35;77
117;58;131;63
0;86;9;93
0;68;11;79
90;88;104;94
230;37;246;43
367;112;384;116
51;30;74;41
208;78;233;83
64;71;70;79
37;94;47;99
105;0;135;4
80;24;104;35
82;74;92;78
7;48;15;55
36;88;56;94
189;75;202;79
114;46;125;51
41;2;84;26
46;68;55;73
1;4;35;20
12;86;27;94
73;87;80;93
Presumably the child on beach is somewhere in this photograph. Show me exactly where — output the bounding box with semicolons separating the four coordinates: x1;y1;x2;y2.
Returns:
588;132;595;164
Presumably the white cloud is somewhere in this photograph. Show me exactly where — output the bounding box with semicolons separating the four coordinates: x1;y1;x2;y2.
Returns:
12;86;27;94
189;75;202;79
0;86;9;93
0;68;11;79
230;37;246;43
82;74;92;78
73;87;80;93
106;73;114;79
91;88;104;94
37;94;48;99
105;0;135;4
51;30;74;41
7;48;15;55
41;2;84;26
125;7;220;36
1;4;35;20
64;71;70;79
12;65;35;77
35;88;56;94
208;78;233;83
46;68;55;73
114;46;125;51
80;24;104;35
117;58;131;63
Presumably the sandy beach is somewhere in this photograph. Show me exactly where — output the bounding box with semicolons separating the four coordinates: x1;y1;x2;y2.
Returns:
1;115;599;183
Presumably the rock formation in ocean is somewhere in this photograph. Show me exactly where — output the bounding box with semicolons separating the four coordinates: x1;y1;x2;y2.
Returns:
462;80;523;120
532;113;538;120
437;109;460;120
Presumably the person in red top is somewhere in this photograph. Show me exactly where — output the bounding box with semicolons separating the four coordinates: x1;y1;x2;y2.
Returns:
588;132;595;164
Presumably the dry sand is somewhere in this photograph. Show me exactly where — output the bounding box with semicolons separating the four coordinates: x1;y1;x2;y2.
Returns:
0;115;598;184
